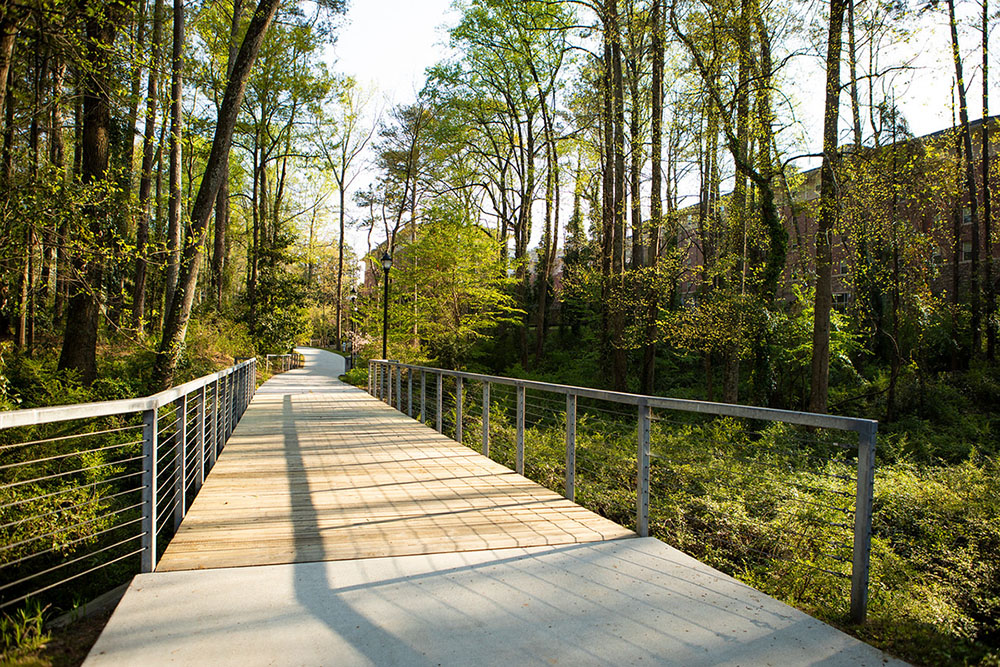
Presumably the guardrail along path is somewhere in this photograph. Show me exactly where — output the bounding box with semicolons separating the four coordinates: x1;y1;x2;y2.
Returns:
86;348;902;667
156;351;632;571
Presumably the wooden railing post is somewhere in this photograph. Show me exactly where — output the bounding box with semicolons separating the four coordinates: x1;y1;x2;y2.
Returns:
851;423;877;624
174;396;188;530
637;400;651;537
482;382;490;457
436;373;443;433
455;377;464;444
516;385;525;475
141;408;158;573
565;393;576;501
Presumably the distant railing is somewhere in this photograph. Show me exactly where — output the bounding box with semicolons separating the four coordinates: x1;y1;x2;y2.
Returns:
265;353;304;374
368;359;876;624
0;358;257;615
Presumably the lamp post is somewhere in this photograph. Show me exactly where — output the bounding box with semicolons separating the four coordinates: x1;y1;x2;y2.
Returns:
349;287;357;370
380;251;392;359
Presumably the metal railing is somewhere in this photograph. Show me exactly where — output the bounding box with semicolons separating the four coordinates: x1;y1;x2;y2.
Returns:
265;353;304;374
368;359;876;624
0;358;257;615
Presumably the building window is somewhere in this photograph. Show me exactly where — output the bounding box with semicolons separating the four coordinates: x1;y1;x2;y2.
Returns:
833;260;849;276
832;292;850;311
963;207;972;226
962;241;973;262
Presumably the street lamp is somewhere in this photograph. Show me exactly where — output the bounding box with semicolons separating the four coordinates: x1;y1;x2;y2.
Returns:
380;251;392;359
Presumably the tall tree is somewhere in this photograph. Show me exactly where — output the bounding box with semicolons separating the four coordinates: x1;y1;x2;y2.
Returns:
317;79;376;348
212;0;244;309
133;0;164;332
809;0;846;413
164;0;184;317
151;0;328;388
942;0;982;356
59;0;132;383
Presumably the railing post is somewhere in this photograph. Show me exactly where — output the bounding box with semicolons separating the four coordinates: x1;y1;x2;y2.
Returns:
565;393;577;501
174;396;188;530
482;382;490;457
455;377;464;444
637;400;651;537
851;423;877;624
516;385;525;475
386;365;392;405
408;369;414;417
141;407;158;573
226;371;233;439
210;379;219;469
420;371;426;423
196;385;206;491
395;365;402;411
436;373;443;433
221;373;229;442
368;361;373;394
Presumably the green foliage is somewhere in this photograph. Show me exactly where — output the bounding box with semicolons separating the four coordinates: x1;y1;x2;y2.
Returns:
0;600;50;659
360;203;521;367
341;366;367;388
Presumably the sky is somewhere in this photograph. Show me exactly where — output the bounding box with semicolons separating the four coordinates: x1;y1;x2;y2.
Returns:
329;0;457;108
325;0;455;268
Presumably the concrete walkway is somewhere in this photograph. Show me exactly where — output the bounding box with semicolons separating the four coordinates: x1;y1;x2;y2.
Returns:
85;349;904;666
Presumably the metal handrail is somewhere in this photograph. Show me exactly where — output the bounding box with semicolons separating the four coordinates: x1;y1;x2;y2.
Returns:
368;358;876;624
0;357;258;613
0;360;254;430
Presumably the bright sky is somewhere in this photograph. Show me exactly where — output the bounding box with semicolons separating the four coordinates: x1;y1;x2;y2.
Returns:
330;0;457;108
326;0;456;271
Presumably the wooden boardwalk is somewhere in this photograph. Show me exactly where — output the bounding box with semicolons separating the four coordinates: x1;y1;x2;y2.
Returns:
157;351;633;572
88;349;903;666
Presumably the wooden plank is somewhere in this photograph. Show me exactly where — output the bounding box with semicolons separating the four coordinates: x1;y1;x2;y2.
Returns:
157;384;635;572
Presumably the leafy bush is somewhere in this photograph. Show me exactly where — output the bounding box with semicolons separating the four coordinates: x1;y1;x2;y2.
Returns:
341;367;368;388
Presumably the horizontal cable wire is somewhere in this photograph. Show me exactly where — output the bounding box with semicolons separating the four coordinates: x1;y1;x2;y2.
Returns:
0;485;143;532
0;470;144;512
0;439;144;472
0;455;145;493
0;424;143;453
0;516;144;570
0;548;145;612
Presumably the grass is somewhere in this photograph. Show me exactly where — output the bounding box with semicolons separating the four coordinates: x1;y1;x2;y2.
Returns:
0;610;114;667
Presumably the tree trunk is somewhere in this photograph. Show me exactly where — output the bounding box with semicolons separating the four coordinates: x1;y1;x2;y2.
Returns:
984;0;995;360
59;0;127;384
641;0;662;395
808;0;845;414
946;0;981;356
152;0;284;389
213;0;242;309
164;0;184;319
609;0;627;391
133;0;163;332
0;1;18;135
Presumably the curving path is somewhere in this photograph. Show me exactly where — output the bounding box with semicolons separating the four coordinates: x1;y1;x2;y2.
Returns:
84;349;905;666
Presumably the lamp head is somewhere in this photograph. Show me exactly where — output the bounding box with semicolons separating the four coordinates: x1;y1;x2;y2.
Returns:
380;251;393;271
